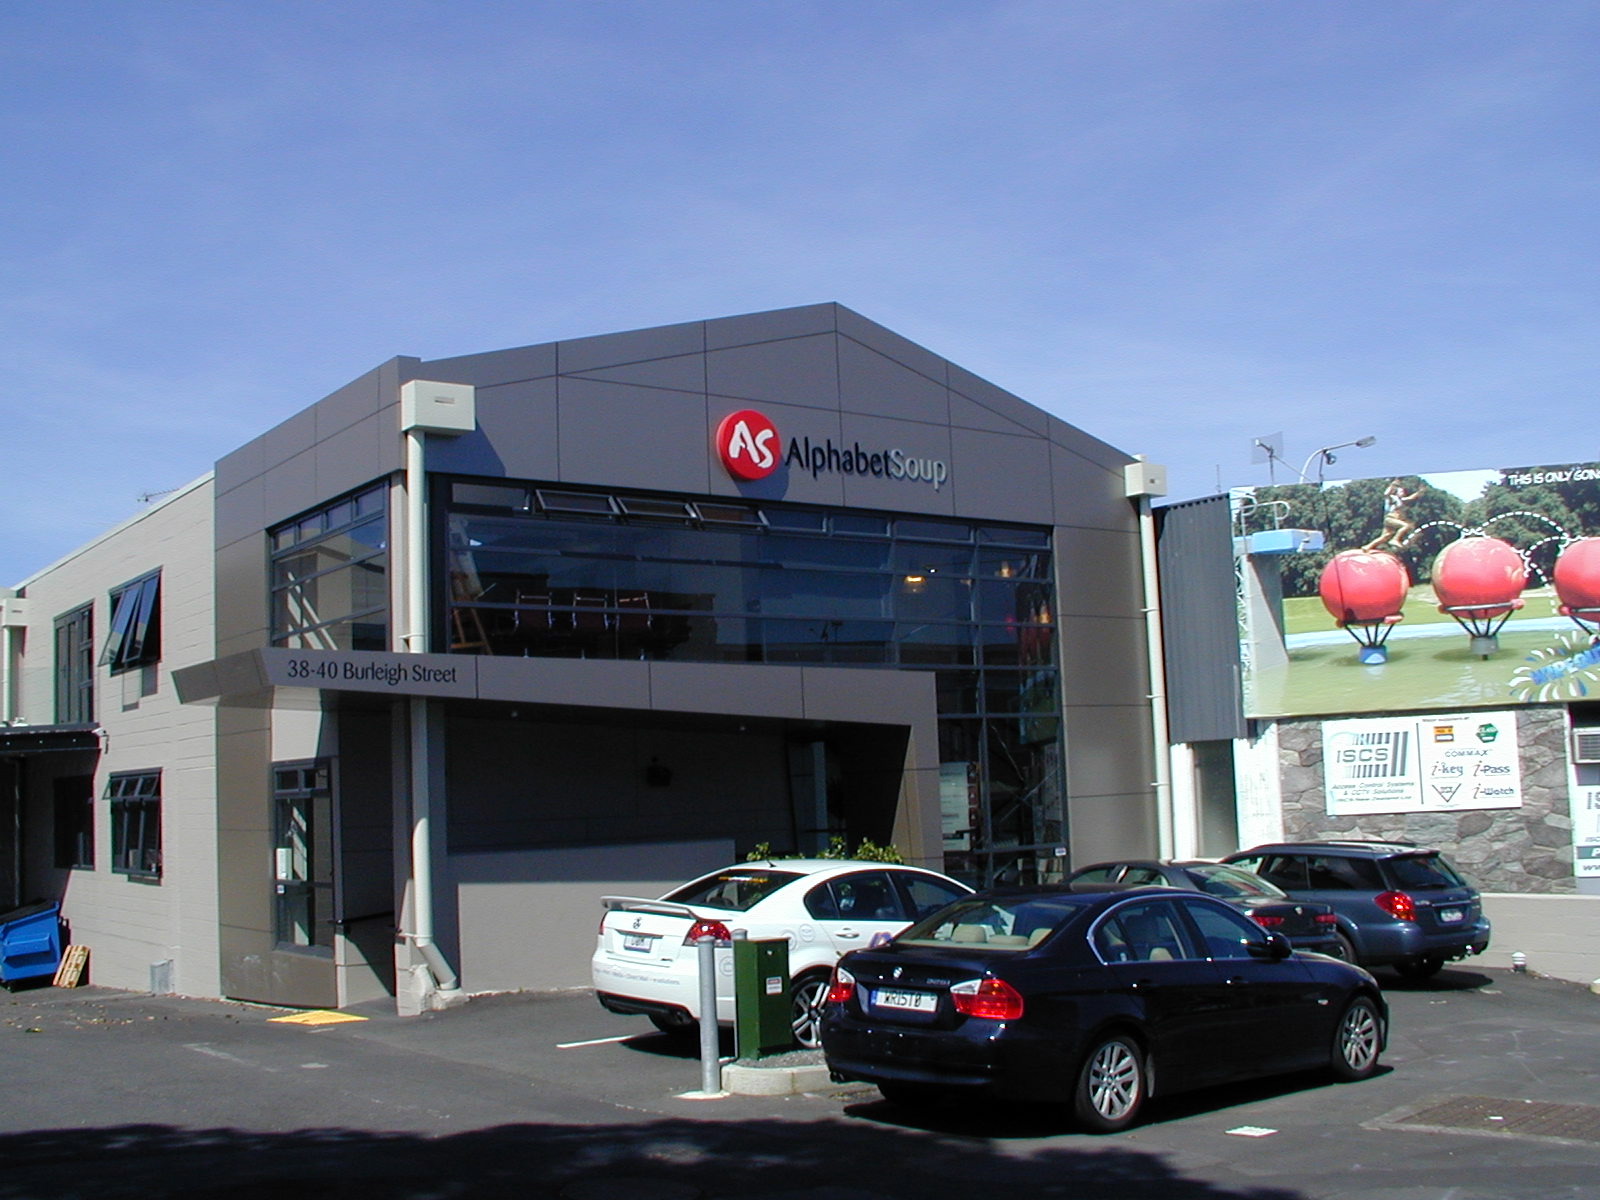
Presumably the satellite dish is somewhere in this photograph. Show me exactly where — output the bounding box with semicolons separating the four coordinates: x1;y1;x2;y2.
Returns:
1251;433;1284;465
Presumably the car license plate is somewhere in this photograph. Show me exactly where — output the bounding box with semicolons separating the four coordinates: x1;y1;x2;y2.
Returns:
874;988;937;1013
1437;908;1464;924
622;933;656;952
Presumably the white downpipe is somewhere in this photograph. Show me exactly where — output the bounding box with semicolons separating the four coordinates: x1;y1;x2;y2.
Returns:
1136;494;1177;859
402;427;459;994
1;625;15;724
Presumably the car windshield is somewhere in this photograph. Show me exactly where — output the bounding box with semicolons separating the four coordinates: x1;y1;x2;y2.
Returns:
897;893;1091;952
665;869;805;911
1385;853;1468;890
1185;863;1286;900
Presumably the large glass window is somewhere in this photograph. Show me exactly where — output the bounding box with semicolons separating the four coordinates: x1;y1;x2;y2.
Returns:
270;484;388;651
442;479;1067;885
53;604;94;724
106;770;161;879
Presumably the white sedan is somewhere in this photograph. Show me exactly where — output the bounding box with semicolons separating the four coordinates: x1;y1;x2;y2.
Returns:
592;859;973;1048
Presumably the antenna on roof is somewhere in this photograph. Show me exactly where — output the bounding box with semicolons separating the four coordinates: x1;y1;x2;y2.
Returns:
1250;433;1287;484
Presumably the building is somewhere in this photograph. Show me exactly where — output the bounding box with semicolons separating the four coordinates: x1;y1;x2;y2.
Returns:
1;303;1165;1012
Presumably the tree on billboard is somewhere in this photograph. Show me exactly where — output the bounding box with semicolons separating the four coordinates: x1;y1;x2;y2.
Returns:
1467;479;1590;586
1240;477;1466;599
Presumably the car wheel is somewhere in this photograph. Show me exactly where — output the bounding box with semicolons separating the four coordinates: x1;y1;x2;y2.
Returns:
1393;955;1445;981
1334;931;1358;962
648;1012;696;1036
1331;995;1382;1080
1073;1033;1145;1133
790;971;831;1049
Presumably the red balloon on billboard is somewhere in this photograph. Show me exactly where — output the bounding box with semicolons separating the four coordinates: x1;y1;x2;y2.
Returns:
1318;550;1410;626
1432;536;1527;619
1554;537;1600;615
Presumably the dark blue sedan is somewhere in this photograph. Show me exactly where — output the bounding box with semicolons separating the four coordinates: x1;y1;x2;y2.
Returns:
822;885;1387;1132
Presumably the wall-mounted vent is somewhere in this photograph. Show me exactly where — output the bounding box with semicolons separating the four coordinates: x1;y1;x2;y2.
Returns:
1572;728;1600;764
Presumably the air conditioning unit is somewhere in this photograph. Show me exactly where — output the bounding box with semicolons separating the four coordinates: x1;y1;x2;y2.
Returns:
1572;728;1600;764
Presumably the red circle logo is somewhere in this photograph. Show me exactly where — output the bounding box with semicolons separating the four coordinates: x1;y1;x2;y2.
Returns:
715;409;782;481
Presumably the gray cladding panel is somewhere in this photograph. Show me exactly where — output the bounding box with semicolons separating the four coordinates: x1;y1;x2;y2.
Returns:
799;666;936;725
835;307;948;383
572;353;707;394
427;377;560;480
948;364;1049;435
261;449;318;531
835;412;955;515
1068;792;1162;864
949;389;1043;438
214;475;266;551
648;661;807;720
214;537;269;652
706;334;841;411
313;362;397;444
947;428;1053;524
556;377;712;495
315;412;391;501
422;341;558;385
705;303;838;350
1062;703;1156;800
215;438;266;499
1047;415;1135;476
1049;442;1135;533
558;319;705;375
1058;615;1151;708
476;656;653;708
1054;525;1145;618
259;408;319;475
837;338;950;426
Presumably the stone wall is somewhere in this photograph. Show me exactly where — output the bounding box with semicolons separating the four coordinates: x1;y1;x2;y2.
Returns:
1276;706;1575;894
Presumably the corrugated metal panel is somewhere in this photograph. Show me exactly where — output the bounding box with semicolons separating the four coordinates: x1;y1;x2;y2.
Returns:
1156;495;1246;743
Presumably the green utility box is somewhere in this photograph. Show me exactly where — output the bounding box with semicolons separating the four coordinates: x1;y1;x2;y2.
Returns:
732;935;792;1059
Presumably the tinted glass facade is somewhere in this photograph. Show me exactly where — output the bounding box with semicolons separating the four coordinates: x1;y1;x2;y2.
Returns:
270;484;388;651
442;477;1066;880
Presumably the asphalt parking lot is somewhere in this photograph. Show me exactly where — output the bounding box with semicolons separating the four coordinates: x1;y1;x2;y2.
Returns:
3;964;1599;1200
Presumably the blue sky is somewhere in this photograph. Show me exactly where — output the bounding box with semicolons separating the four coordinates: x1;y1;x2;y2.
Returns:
3;1;1595;584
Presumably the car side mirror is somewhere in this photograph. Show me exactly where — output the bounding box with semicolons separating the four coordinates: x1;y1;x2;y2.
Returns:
1248;932;1293;960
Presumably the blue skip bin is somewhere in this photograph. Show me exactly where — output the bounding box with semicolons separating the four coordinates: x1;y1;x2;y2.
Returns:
0;901;64;986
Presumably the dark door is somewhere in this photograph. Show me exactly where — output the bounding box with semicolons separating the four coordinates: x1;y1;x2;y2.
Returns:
1176;895;1322;1074
1092;897;1230;1091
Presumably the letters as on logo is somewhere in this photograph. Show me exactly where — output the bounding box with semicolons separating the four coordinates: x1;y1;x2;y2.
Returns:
716;409;782;481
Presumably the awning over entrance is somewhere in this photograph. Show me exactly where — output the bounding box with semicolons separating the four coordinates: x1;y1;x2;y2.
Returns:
0;724;99;756
174;647;938;729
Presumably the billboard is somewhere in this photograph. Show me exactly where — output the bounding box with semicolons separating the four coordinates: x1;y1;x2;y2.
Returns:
1235;462;1600;718
1322;711;1522;816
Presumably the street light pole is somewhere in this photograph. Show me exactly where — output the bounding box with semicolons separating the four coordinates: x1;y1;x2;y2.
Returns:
1298;436;1377;484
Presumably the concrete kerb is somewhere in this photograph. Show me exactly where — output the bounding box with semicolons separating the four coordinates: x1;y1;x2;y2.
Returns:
714;1051;875;1098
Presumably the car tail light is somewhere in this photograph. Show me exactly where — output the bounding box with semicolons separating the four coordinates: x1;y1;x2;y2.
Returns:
826;965;856;1005
949;978;1024;1021
1315;912;1339;926
1251;913;1285;928
1375;890;1417;921
684;918;732;944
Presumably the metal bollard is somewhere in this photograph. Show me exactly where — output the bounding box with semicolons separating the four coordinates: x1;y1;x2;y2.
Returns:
696;935;722;1094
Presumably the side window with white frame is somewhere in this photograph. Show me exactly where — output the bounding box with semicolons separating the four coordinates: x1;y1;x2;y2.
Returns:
106;770;162;879
101;572;162;674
